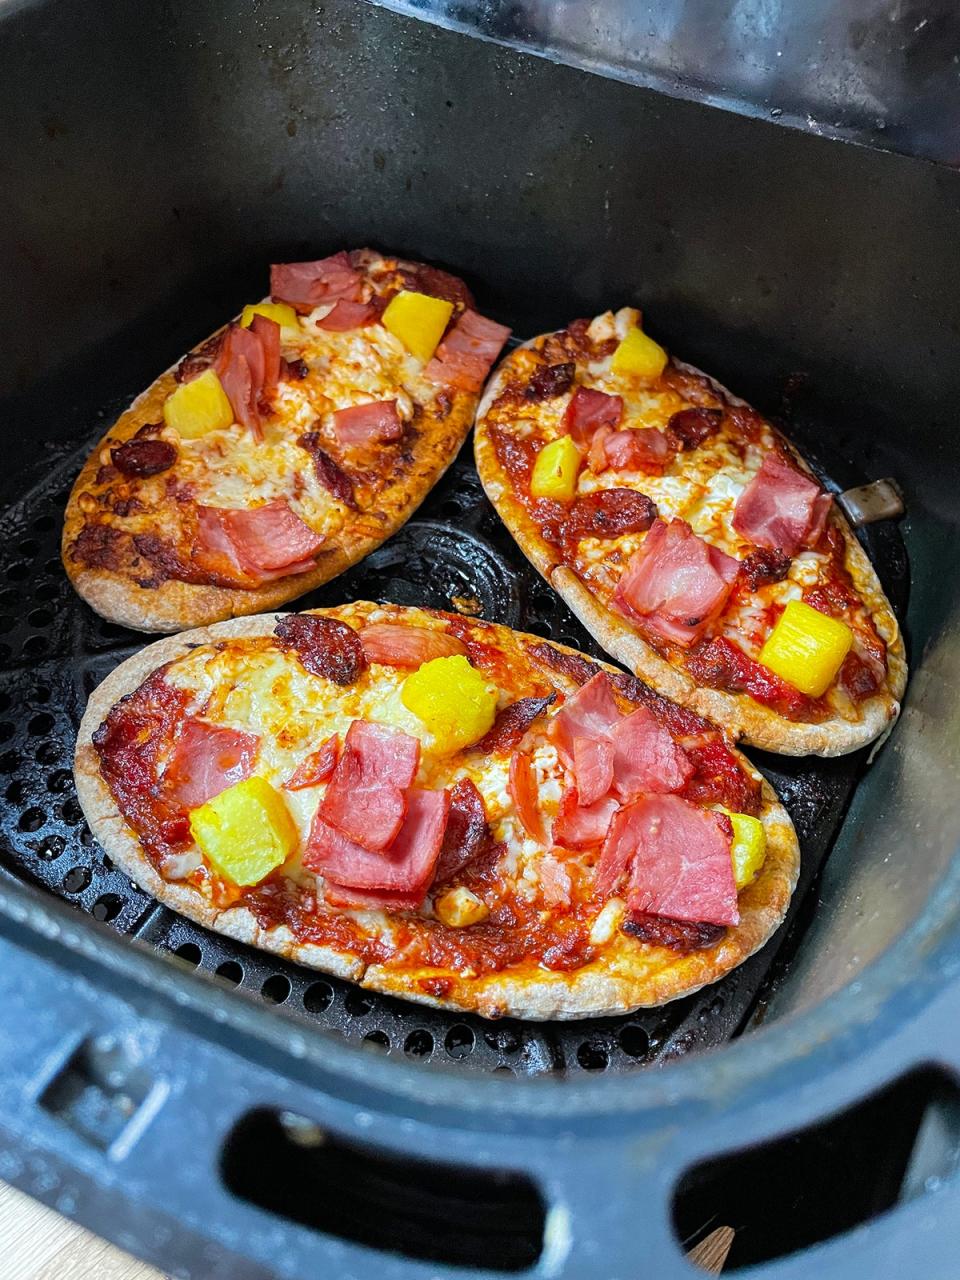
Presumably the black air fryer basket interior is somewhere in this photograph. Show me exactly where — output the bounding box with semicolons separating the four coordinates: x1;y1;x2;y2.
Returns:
2;2;960;1278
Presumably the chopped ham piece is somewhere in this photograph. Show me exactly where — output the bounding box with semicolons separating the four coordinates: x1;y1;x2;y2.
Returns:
603;427;673;474
548;672;621;803
608;706;693;799
552;787;617;849
249;314;281;398
625;795;738;926
164;720;259;809
424;310;511;391
572;734;615;807
612;518;739;647
732;451;832;557
215;324;265;438
307;788;449;900
597;794;738;927
562;386;623;447
316;298;379;330
318;720;420;852
195;500;322;585
548;672;621;765
331;400;403;448
201;499;323;578
508;750;543;842
360;624;466;668
270;251;362;310
587;425;614;474
323;882;424;912
283;735;339;791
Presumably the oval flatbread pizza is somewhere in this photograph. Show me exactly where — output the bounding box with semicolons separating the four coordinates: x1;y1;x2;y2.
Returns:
63;250;510;633
474;308;907;756
74;603;799;1019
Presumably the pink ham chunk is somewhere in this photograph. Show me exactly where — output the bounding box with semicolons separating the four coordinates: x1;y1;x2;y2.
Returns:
732;451;832;557
612;518;739;647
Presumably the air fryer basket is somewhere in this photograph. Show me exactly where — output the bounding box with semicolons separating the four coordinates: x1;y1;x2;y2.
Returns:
2;1;960;1277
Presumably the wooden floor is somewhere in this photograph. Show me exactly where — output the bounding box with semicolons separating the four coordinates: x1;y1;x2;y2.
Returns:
0;1183;166;1280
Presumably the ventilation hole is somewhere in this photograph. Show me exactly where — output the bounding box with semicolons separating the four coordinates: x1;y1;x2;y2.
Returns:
18;538;39;557
18;807;45;833
29;713;55;737
557;634;581;649
618;1025;650;1058
33;685;52;704
484;1027;521;1055
261;974;291;1004
91;893;123;922
5;780;24;803
215;961;244;986
6;563;28;582
363;1030;390;1052
174;942;202;966
0;617;13;636
37;581;60;602
33;514;56;532
36;834;65;860
493;1065;515;1075
344;989;374;1017
79;823;95;846
221;1108;546;1271
28;608;53;628
46;769;72;794
673;1066;960;1272
445;1025;475;1060
303;981;333;1013
102;854;114;870
0;589;15;609
0;691;9;712
0;750;21;775
532;592;555;613
62;866;91;894
0;645;11;664
35;741;60;764
22;635;49;658
576;1041;609;1071
0;722;14;743
59;797;83;824
404;1029;434;1058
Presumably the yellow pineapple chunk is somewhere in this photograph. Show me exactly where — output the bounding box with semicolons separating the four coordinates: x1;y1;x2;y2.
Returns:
240;301;300;337
163;367;234;439
758;600;853;698
611;325;668;379
381;290;454;362
530;435;582;501
189;777;297;886
435;886;489;928
725;811;767;889
400;655;498;753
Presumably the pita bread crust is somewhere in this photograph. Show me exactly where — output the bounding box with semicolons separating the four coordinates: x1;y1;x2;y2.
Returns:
62;299;475;634
474;341;907;757
75;606;799;1019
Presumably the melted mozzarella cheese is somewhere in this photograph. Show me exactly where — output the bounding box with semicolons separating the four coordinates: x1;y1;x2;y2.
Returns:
171;302;444;527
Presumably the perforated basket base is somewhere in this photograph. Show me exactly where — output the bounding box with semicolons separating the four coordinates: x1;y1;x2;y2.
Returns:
0;418;907;1077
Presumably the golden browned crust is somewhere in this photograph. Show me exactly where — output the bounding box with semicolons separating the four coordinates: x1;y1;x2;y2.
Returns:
62;297;475;635
74;605;800;1020
474;342;907;757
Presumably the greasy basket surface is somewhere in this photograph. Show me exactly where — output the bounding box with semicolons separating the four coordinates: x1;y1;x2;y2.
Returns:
0;397;908;1078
